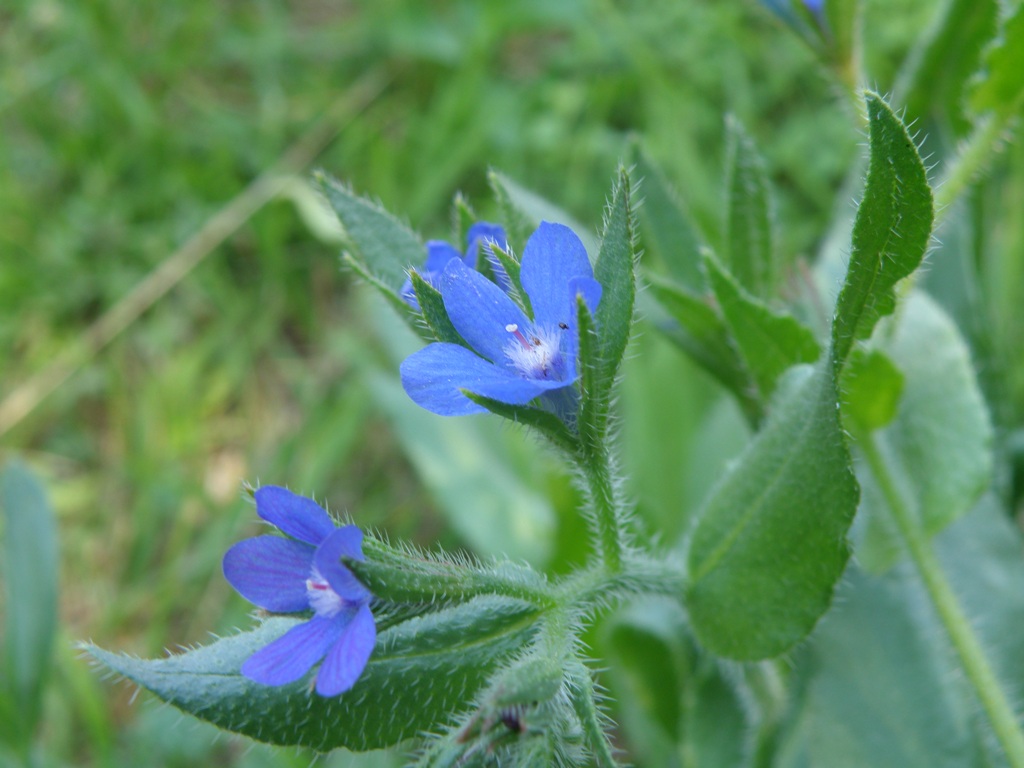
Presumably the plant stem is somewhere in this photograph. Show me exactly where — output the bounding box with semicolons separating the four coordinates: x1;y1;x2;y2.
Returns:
577;441;624;574
557;555;684;617
567;660;620;768
860;432;1024;767
357;540;558;609
935;113;1007;215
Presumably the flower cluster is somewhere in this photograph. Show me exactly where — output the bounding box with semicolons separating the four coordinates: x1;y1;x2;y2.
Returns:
220;221;599;697
222;486;375;697
400;221;601;418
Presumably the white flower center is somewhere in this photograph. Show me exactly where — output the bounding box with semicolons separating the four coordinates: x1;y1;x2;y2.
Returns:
306;567;344;618
503;323;566;381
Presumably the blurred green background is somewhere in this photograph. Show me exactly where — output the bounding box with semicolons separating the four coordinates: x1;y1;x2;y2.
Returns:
3;0;1020;765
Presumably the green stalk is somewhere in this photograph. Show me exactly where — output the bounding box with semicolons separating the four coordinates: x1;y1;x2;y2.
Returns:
860;432;1024;767
577;441;624;574
935;113;1008;214
567;660;619;768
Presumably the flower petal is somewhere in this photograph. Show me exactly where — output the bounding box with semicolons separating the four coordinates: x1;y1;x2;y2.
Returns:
314;526;371;602
441;259;529;364
255;486;336;546
241;615;345;687
315;604;376;696
467;222;512;291
465;222;508;253
401;343;557;416
465;222;508;270
520;222;595;327
424;240;462;273
223;536;313;613
570;276;603;319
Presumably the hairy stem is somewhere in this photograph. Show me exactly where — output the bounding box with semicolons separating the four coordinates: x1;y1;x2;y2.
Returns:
567;660;619;768
935;113;1009;215
860;432;1024;767
577;441;624;574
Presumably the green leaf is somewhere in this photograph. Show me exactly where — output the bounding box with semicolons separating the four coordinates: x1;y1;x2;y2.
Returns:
784;563;985;768
704;252;820;402
344;254;430;338
683;94;933;661
452;191;476;246
488;241;530;317
463;392;579;455
685;361;858;659
1;460;58;748
353;536;552;608
318;173;425;298
832;93;934;369
935;496;1024;718
487;170;600;257
645;273;758;422
633;148;705;289
86;596;538;752
410;271;466;347
841;347;904;433
591;166;637;406
968;2;1024;117
855;292;993;572
577;295;605;447
723;116;776;299
896;0;998;135
487;170;538;253
575;170;638;446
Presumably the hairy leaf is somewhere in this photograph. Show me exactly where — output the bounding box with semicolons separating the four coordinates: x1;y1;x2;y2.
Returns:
841;347;905;433
411;272;466;347
318;174;424;298
704;252;820;402
487;170;600;257
592;166;637;406
645;273;758;421
896;0;998;135
577;296;606;448
685;362;858;659
783;564;984;768
723;116;776;298
855;293;993;573
1;461;58;748
683;93;932;660
969;2;1024;116
634;149;704;288
832;93;934;369
86;597;538;752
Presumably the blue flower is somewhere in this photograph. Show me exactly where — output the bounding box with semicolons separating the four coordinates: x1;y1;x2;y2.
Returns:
401;222;509;309
760;0;823;25
400;221;601;417
222;486;375;697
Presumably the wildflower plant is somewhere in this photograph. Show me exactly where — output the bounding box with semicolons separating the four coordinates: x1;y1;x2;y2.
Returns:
81;15;1024;761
